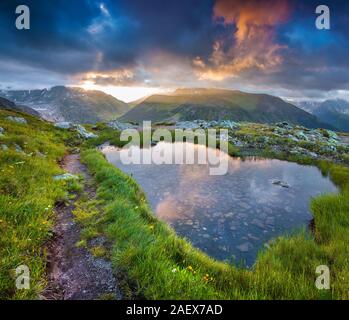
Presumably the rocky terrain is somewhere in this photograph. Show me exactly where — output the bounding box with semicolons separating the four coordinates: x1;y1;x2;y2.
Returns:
1;86;130;124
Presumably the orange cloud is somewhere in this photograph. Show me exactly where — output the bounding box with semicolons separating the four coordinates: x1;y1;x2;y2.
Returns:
194;0;291;81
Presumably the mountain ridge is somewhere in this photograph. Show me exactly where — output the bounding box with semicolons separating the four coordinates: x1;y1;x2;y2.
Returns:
297;99;349;132
120;88;331;129
1;86;130;124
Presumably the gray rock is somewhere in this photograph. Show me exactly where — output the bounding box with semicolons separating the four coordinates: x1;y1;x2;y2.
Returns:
272;179;290;188
6;116;27;124
107;120;135;131
0;127;4;136
326;130;339;140
75;125;98;139
251;218;265;229
54;122;73;129
1;144;8;151
53;173;79;181
294;131;309;141
237;242;252;252
14;144;24;153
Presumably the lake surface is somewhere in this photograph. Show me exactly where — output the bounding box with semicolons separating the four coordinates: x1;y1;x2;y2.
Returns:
101;142;337;266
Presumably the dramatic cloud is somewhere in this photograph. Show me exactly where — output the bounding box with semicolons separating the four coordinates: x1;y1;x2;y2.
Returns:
0;0;348;101
194;0;291;80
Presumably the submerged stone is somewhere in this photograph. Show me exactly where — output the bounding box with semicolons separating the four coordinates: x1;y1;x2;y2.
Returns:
237;242;252;252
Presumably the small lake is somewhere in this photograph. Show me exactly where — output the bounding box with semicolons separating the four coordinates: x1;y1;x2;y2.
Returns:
101;142;337;266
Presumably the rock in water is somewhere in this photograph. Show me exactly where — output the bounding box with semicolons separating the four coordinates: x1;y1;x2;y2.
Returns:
272;179;290;188
237;242;252;252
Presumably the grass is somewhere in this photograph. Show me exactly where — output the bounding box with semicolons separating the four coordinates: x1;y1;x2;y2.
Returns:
1;112;349;299
80;146;349;299
0;109;77;299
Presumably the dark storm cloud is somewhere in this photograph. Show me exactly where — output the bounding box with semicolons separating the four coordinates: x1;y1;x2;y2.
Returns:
0;0;219;75
0;0;348;98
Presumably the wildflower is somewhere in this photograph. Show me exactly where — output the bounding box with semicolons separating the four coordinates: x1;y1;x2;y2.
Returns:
172;268;177;273
187;265;193;271
149;225;154;230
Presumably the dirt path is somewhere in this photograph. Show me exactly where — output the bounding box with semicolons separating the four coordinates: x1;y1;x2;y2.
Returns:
43;154;121;300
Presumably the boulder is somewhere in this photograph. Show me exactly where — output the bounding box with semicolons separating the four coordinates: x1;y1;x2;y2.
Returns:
75;125;98;139
327;130;339;140
53;173;79;181
6;116;27;124
294;130;309;141
54;122;73;129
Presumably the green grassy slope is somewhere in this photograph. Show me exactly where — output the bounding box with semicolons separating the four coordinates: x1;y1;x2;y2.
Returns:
1;109;349;300
0;109;79;299
121;88;329;128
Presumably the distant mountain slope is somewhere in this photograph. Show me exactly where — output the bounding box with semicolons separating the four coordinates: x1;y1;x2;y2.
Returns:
297;99;349;132
1;86;130;123
0;96;41;117
120;88;328;128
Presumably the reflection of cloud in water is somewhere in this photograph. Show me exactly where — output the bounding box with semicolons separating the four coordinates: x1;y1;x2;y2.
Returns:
101;142;338;266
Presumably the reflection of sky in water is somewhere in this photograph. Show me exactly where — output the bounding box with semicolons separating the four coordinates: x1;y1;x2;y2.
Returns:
102;142;338;267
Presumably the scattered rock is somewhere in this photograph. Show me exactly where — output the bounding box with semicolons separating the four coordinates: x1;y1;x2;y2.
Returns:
175;120;239;130
1;144;8;151
107;120;136;131
6;116;27;124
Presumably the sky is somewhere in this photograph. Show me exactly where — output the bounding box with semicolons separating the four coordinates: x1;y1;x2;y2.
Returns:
0;0;348;102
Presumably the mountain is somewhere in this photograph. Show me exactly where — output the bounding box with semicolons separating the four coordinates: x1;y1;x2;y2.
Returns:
1;86;130;123
297;99;349;132
0;96;41;117
120;88;328;128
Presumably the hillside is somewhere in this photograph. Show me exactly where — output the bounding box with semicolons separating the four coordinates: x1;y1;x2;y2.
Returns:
1;86;130;124
120;88;328;128
0;96;40;117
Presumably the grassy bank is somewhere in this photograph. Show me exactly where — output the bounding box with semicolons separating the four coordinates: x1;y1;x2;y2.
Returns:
0;110;76;299
1;113;348;299
81;145;349;299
